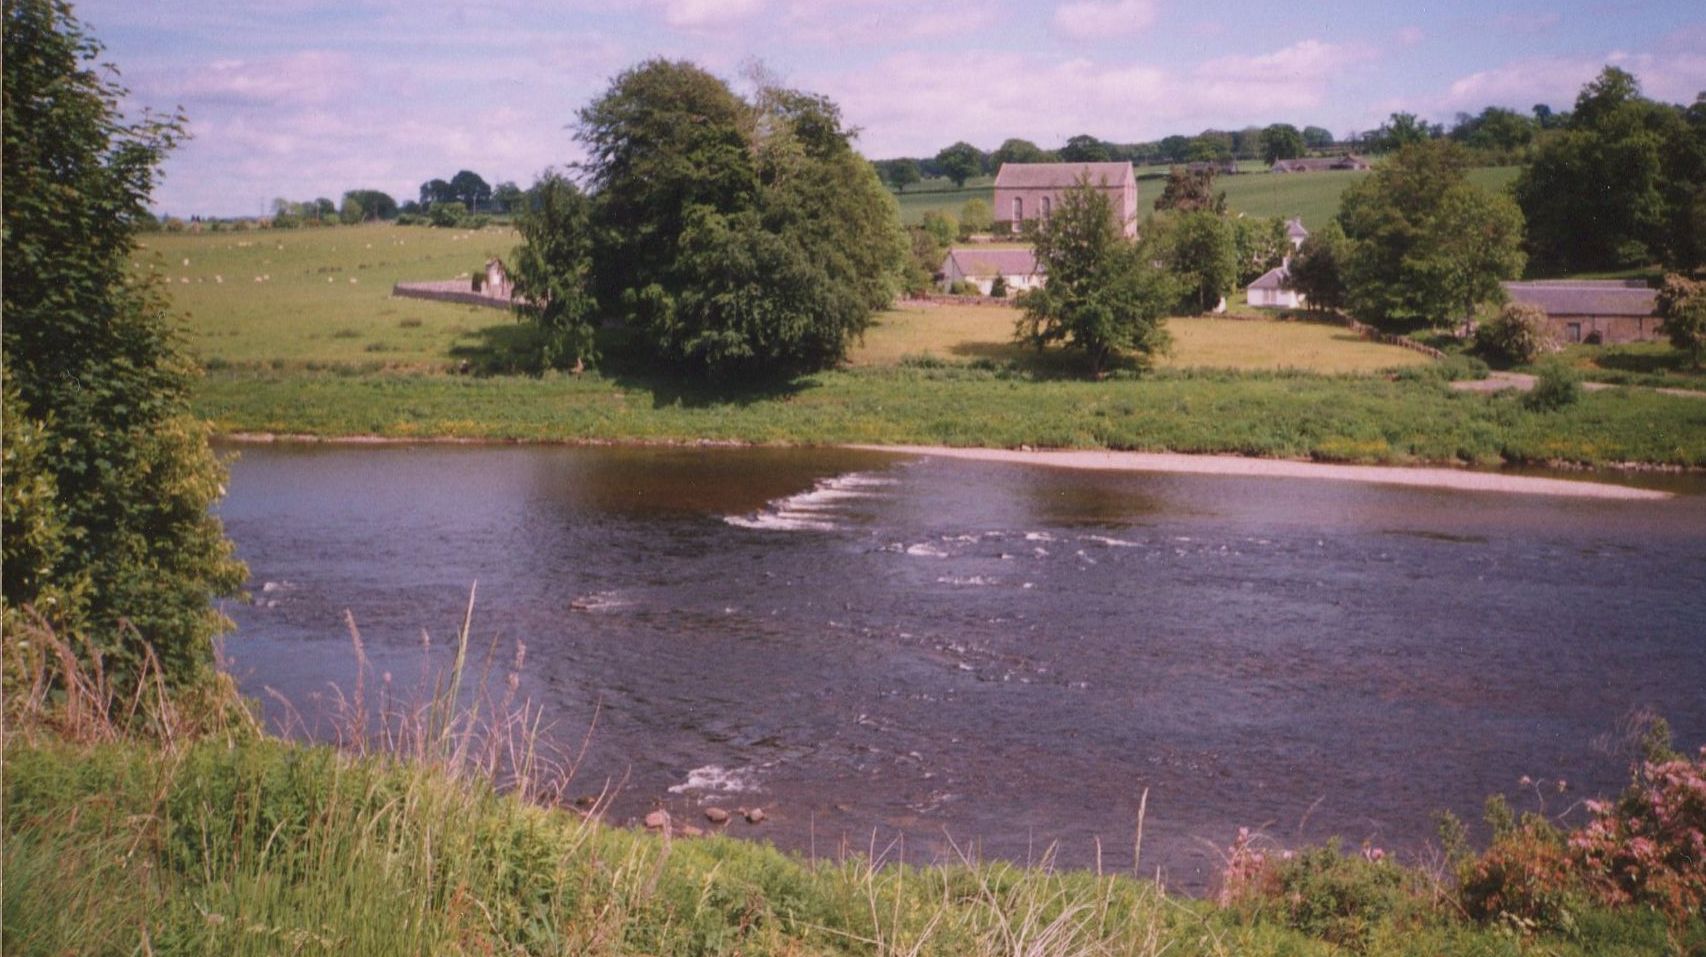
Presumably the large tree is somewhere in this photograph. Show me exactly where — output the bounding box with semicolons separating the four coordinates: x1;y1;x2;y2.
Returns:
1155;211;1239;314
1153;166;1225;214
1014;177;1175;375
1338;140;1526;328
508;172;598;370
342;188;398;221
568;60;904;377
1260;124;1305;164
934;141;984;187
449;169;492;211
1515;67;1706;272
992;138;1049;166
1286;221;1350;313
1059;134;1113;162
2;0;245;686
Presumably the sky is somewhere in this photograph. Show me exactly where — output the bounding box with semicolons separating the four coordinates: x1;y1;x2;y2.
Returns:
76;0;1706;217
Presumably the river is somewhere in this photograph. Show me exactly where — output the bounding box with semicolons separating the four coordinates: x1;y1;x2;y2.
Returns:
215;442;1706;889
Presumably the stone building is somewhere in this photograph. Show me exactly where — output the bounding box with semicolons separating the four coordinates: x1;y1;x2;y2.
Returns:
1500;280;1662;344
992;162;1139;237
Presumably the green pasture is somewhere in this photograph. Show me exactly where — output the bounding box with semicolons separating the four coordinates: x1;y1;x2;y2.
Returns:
138;223;518;367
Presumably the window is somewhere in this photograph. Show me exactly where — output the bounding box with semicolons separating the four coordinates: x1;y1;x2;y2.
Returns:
1566;323;1582;343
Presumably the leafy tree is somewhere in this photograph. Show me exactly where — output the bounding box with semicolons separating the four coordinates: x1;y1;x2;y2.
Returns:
448;170;492;211
429;200;466;227
568;60;903;377
992;138;1048;166
1158;134;1192;163
1153;166;1224;214
1015;178;1175;375
1375;112;1437;152
959;197;992;236
935;141;984;187
1302;126;1335;149
313;197;335;221
1339;141;1525;328
902;226;944;295
1231;216;1289;286
1260;124;1305;163
1186;136;1231;162
885;158;921;192
2;0;244;687
419;177;454;206
1230;126;1264;159
1059;134;1112;162
491;181;525;214
342;189;398;220
1286;221;1349;313
338;196;364;224
920;210;957;248
509;172;598;370
1532;103;1562;129
1450;107;1535;154
1657;273;1706;368
1515;67;1706;272
1156;211;1239;313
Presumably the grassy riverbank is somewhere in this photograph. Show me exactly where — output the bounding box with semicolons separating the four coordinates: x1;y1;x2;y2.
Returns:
143;225;1706;469
197;365;1706;469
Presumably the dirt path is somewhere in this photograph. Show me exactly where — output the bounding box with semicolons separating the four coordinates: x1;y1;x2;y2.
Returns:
1449;371;1706;399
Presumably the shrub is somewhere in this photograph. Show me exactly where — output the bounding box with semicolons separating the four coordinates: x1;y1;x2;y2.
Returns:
429;201;467;227
1570;738;1706;929
948;279;979;296
1476;301;1555;365
1220;831;1420;952
989;275;1009;298
1525;362;1581;412
1458;799;1583;934
1657;273;1706;369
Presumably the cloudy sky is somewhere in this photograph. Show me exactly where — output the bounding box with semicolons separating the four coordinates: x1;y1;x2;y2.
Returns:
78;0;1705;217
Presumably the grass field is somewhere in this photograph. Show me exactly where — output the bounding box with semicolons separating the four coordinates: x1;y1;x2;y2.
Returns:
889;167;1523;232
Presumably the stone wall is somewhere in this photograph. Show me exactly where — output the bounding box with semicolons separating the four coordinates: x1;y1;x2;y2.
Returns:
392;280;515;310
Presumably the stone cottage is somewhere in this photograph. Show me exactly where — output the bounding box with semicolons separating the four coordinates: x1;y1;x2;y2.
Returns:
992;162;1139;238
1500;280;1663;344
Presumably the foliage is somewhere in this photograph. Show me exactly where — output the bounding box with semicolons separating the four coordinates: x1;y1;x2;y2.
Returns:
1154;211;1239;314
903;226;943;294
885;156;921;192
1222;833;1422;952
1303;126;1335;149
428;200;467;227
1449;106;1537;157
1524;361;1582;412
1;0;245;687
1287;221;1349;312
571;61;904;377
1060;133;1114;162
341;188;398;221
992;137;1050;166
920;209;957;247
1015;178;1175;375
935;140;985;187
1515;67;1706;272
959;197;993;236
1373;112;1441;152
1656;273;1706;368
1476;302;1556;365
1154;166;1226;214
1458;798;1583;934
1339;141;1525;329
1260;124;1305;163
508;172;598;370
1231;216;1288;285
989;274;1009;298
1570;737;1706;929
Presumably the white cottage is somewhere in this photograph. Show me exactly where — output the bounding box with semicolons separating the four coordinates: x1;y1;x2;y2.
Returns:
939;248;1043;296
1247;265;1304;309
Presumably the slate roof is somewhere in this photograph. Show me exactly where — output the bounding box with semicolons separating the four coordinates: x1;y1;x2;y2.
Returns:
993;162;1133;188
1285;217;1309;241
1269;155;1370;173
943;248;1040;278
1501;281;1657;317
1247;265;1290;290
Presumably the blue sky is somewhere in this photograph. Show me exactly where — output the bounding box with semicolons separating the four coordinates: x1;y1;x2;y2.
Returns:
77;0;1706;216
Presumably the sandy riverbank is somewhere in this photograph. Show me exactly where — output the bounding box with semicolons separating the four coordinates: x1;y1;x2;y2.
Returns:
854;445;1674;500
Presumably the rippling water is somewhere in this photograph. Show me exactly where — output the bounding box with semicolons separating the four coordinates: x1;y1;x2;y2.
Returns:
215;443;1706;889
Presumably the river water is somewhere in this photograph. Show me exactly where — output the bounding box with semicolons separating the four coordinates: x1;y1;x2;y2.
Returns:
215;443;1706;889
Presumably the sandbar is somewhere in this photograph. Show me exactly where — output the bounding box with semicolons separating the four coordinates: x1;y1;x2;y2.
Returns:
853;445;1673;501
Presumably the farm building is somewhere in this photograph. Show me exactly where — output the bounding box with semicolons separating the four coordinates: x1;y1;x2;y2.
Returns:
1269;154;1370;173
939;247;1043;296
1500;280;1662;344
993;162;1139;238
1247;265;1303;309
1186;159;1240;176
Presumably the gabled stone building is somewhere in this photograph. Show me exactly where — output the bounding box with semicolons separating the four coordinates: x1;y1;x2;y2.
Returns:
992;162;1139;238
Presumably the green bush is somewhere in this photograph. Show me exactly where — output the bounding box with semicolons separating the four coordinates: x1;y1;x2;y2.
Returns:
1525;362;1581;411
1476;301;1555;365
428;201;466;227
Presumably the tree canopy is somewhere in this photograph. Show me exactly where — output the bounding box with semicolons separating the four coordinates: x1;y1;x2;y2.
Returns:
1153;166;1225;214
1515;66;1706;272
548;59;904;378
2;0;245;686
1260;124;1305;163
1014;177;1174;375
934;141;984;187
1338;141;1525;328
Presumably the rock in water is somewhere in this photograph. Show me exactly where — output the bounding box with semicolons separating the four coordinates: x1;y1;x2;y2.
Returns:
644;810;670;830
745;807;766;824
705;807;731;824
680;825;704;838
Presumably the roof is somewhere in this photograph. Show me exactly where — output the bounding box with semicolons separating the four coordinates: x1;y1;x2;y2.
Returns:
1247;265;1291;290
943;247;1040;278
994;162;1134;189
1270;155;1369;173
1285;217;1309;240
1502;281;1657;318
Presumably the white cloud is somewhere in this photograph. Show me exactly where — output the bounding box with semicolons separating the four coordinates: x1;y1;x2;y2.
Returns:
1052;0;1158;41
1396;47;1706;121
662;0;765;29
